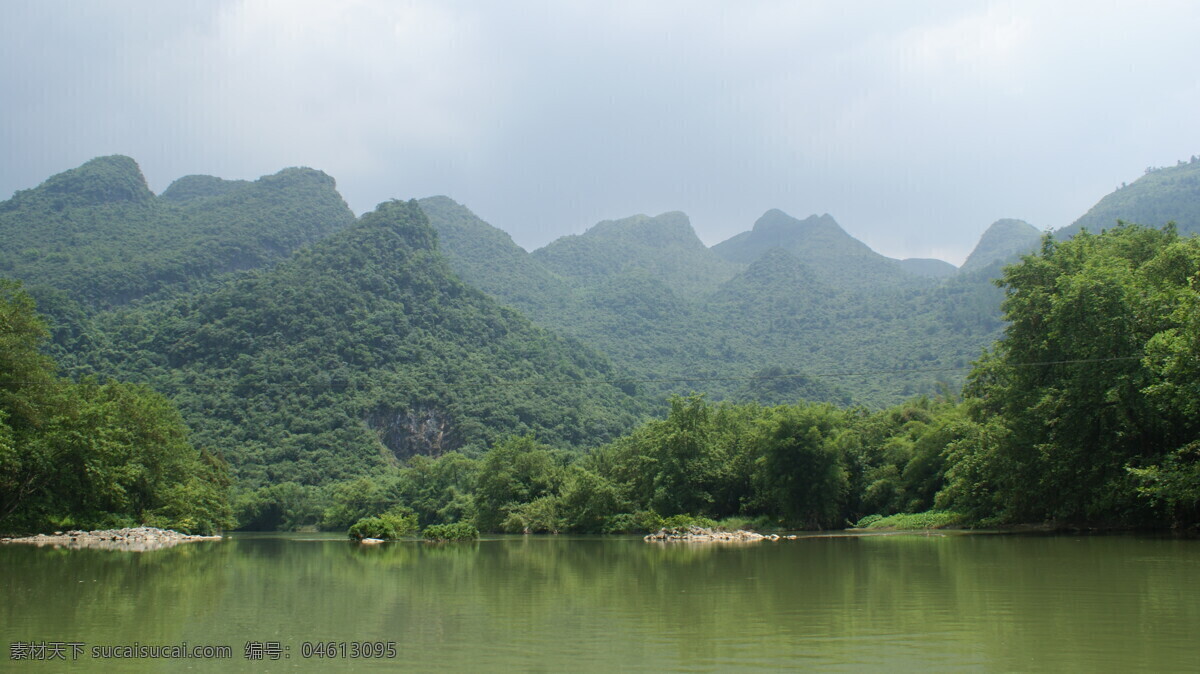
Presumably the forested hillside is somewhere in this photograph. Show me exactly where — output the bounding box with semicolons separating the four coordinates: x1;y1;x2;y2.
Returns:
0;281;232;535
0;156;355;312
533;211;743;295
958;219;1041;274
422;198;1007;407
6;154;1200;534
75;200;644;488
420;198;855;404
306;223;1200;535
1061;158;1200;237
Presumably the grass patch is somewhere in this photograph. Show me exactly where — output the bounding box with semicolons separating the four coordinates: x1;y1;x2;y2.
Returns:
854;510;963;530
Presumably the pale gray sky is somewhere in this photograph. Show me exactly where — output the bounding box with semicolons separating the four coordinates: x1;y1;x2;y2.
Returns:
3;1;1198;264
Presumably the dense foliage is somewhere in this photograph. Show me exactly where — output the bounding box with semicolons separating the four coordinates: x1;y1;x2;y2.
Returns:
348;506;418;540
0;156;355;313
0;281;233;534
1062;157;1200;238
277;224;1200;533
77;199;643;491
943;224;1200;526
421;198;1012;407
422;522;479;541
7;156;1199;535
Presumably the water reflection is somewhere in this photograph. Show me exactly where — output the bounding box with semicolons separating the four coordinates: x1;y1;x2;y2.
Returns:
2;533;1198;671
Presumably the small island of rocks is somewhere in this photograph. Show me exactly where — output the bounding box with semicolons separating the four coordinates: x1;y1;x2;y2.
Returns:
644;526;797;543
0;527;222;552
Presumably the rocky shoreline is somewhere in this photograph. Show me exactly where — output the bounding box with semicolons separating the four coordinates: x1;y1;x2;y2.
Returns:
0;527;222;552
644;526;798;543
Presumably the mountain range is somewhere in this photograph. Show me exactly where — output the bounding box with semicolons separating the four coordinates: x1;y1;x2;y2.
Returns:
4;153;1198;488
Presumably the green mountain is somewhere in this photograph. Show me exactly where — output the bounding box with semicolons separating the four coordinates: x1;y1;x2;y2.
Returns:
533;211;743;295
958;219;1041;275
0;156;355;310
711;210;924;289
704;247;1001;405
81;199;643;487
423;196;1036;407
417;195;575;319
425;198;992;407
1060;158;1200;238
898;257;957;278
421;198;853;404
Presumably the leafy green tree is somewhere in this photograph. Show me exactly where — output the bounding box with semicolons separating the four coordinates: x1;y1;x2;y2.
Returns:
320;477;390;531
954;225;1200;525
751;404;850;528
422;521;478;541
236;482;322;531
392;452;480;527
645;396;721;516
0;281;233;534
556;466;625;532
348;506;419;540
473;435;564;532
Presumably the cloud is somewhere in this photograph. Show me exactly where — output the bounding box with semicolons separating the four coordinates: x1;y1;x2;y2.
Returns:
3;1;1200;265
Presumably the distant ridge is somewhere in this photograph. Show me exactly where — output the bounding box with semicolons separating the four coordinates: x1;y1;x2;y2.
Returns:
959;219;1041;275
898;258;957;278
418;195;575;318
26;155;154;207
0;156;355;309
1059;158;1200;237
711;209;921;289
88;199;642;484
533;211;741;295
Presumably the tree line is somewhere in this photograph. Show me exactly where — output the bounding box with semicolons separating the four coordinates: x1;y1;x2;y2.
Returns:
251;223;1200;534
3;222;1198;535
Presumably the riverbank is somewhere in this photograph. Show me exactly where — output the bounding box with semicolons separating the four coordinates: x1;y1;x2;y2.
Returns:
0;527;222;551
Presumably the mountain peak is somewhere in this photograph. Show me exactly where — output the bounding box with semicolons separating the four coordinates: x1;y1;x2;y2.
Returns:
361;199;440;253
1059;159;1200;238
533;211;740;294
33;155;154;207
162;174;249;202
752;210;840;235
714;210;866;265
959;219;1041;274
584;211;699;248
710;209;920;289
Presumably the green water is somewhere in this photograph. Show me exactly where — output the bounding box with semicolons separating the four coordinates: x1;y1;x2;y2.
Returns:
3;532;1199;671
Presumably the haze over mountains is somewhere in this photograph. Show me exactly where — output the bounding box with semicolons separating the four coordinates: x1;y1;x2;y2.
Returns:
421;194;1045;406
2;153;1197;485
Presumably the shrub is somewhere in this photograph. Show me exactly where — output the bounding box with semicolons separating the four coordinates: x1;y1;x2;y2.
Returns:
655;514;718;533
853;514;884;528
422;522;479;541
714;515;775;532
601;511;662;534
347;507;419;540
860;510;962;530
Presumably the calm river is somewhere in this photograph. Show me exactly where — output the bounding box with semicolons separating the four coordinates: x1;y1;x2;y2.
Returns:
3;532;1198;671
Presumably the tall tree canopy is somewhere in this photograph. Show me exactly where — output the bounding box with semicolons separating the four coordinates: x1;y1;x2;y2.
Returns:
0;281;233;534
945;224;1200;525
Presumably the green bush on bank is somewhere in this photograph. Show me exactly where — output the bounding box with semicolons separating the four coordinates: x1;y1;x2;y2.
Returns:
423;522;479;541
655;514;719;532
347;507;419;540
854;510;962;530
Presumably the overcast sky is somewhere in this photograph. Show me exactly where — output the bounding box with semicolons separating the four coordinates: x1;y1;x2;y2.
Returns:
3;1;1198;264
